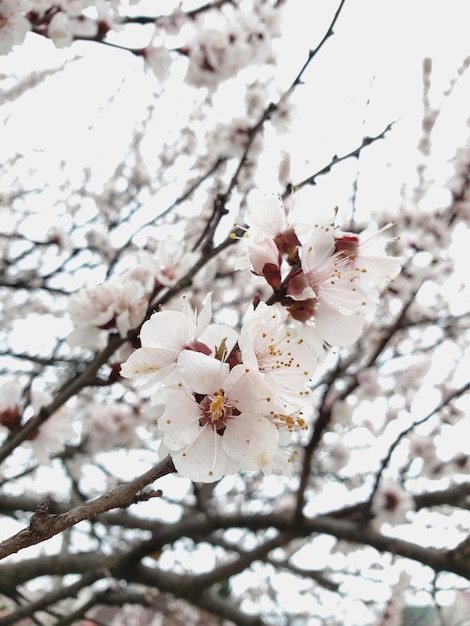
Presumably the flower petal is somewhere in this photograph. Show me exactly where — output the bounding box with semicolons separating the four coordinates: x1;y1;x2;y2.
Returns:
222;414;279;470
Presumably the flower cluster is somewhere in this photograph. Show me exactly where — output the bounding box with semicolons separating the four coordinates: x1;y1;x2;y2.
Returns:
0;1;118;54
0;380;76;464
238;191;403;346
67;267;153;350
119;192;401;483
121;294;323;482
183;4;281;88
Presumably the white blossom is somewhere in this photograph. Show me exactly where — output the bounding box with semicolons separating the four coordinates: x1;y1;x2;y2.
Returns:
0;379;22;432
157;352;279;482
371;478;414;528
139;237;199;288
121;293;237;386
26;391;77;465
0;1;31;55
83;403;141;452
238;302;324;412
67;269;151;349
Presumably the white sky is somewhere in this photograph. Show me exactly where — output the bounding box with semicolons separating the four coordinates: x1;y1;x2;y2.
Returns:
1;0;469;212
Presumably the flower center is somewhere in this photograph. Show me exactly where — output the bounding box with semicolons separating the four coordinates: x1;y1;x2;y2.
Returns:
199;388;238;430
209;389;226;421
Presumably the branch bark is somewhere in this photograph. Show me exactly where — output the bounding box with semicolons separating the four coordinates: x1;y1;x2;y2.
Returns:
0;455;175;561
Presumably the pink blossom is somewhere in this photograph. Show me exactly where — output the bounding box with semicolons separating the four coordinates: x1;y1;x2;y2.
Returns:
248;233;282;289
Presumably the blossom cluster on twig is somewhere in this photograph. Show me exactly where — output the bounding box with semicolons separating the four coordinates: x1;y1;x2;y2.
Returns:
117;191;402;482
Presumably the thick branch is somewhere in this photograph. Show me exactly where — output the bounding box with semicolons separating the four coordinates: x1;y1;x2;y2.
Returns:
0;455;175;561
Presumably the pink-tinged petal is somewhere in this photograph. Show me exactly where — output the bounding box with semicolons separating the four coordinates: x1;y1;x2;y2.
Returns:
171;426;229;483
248;233;281;278
222;414;279;470
140;310;196;350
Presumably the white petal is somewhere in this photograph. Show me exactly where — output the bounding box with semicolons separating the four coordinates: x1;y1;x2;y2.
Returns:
173;350;229;394
195;291;213;334
140;310;196;350
120;347;176;380
198;324;239;357
171;426;229;483
157;388;201;450
222;415;279;470
225;365;273;415
244;190;287;236
314;301;365;346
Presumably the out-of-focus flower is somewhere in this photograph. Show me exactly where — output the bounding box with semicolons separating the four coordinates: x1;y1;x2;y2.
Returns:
139;237;199;288
371;478;414;528
83;403;141;452
0;1;31;55
67;268;152;350
0;380;22;433
142;42;172;82
25;391;77;465
374;572;410;626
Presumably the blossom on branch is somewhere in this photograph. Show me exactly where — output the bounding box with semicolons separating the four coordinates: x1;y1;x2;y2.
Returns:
0;1;30;54
238;301;324;412
371;478;415;528
118;188;402;482
239;192;402;346
121;293;237;382
67;268;153;349
122;298;322;482
157;354;279;482
0;380;22;434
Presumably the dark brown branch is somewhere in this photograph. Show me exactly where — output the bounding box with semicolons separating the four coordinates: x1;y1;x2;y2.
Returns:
0;569;105;626
0;455;175;560
3;507;469;592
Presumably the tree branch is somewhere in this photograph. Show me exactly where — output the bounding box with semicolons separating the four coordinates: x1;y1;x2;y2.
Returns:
0;455;175;560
